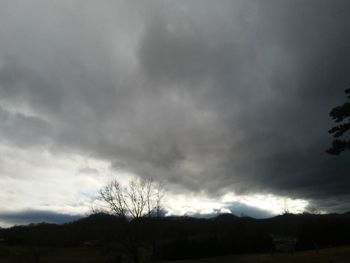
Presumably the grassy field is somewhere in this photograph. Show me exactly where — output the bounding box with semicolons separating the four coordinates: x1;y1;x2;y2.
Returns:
0;246;109;263
163;246;350;263
1;245;350;262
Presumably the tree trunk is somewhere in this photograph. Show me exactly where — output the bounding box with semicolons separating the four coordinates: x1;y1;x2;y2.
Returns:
133;247;139;263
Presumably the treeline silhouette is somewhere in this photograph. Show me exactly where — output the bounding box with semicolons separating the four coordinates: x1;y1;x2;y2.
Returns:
1;212;350;260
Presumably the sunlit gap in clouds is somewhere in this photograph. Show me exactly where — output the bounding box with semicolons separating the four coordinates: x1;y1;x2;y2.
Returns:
164;192;308;218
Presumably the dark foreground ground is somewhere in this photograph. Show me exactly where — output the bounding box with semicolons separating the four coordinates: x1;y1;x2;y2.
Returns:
164;245;350;263
2;212;350;262
1;245;350;263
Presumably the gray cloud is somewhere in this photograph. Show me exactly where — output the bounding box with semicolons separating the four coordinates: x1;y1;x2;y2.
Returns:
0;210;82;226
0;106;52;148
0;0;349;215
0;59;63;114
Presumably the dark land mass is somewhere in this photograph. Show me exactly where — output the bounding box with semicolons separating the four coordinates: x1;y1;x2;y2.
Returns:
1;212;350;262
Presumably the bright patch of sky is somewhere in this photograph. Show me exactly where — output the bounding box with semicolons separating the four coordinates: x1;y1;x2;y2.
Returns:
0;147;308;226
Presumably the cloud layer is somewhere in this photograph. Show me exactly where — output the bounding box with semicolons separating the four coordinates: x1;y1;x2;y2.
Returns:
0;0;350;220
0;210;82;226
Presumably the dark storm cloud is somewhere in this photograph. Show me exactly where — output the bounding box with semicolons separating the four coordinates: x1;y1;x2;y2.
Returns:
0;0;349;212
135;0;350;205
225;0;350;200
138;17;254;86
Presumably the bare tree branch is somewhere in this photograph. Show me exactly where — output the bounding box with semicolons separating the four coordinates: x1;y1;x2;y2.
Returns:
99;177;165;219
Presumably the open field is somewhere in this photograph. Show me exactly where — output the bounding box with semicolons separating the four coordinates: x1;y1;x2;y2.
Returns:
0;246;107;263
163;246;350;263
1;245;350;263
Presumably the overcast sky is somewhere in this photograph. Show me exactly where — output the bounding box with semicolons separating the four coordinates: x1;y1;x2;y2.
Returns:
0;0;349;226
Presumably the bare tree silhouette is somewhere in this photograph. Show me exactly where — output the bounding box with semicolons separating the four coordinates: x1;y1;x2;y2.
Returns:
100;178;164;219
99;177;164;263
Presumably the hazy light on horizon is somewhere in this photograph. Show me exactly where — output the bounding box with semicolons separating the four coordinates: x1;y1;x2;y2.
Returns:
0;144;309;226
